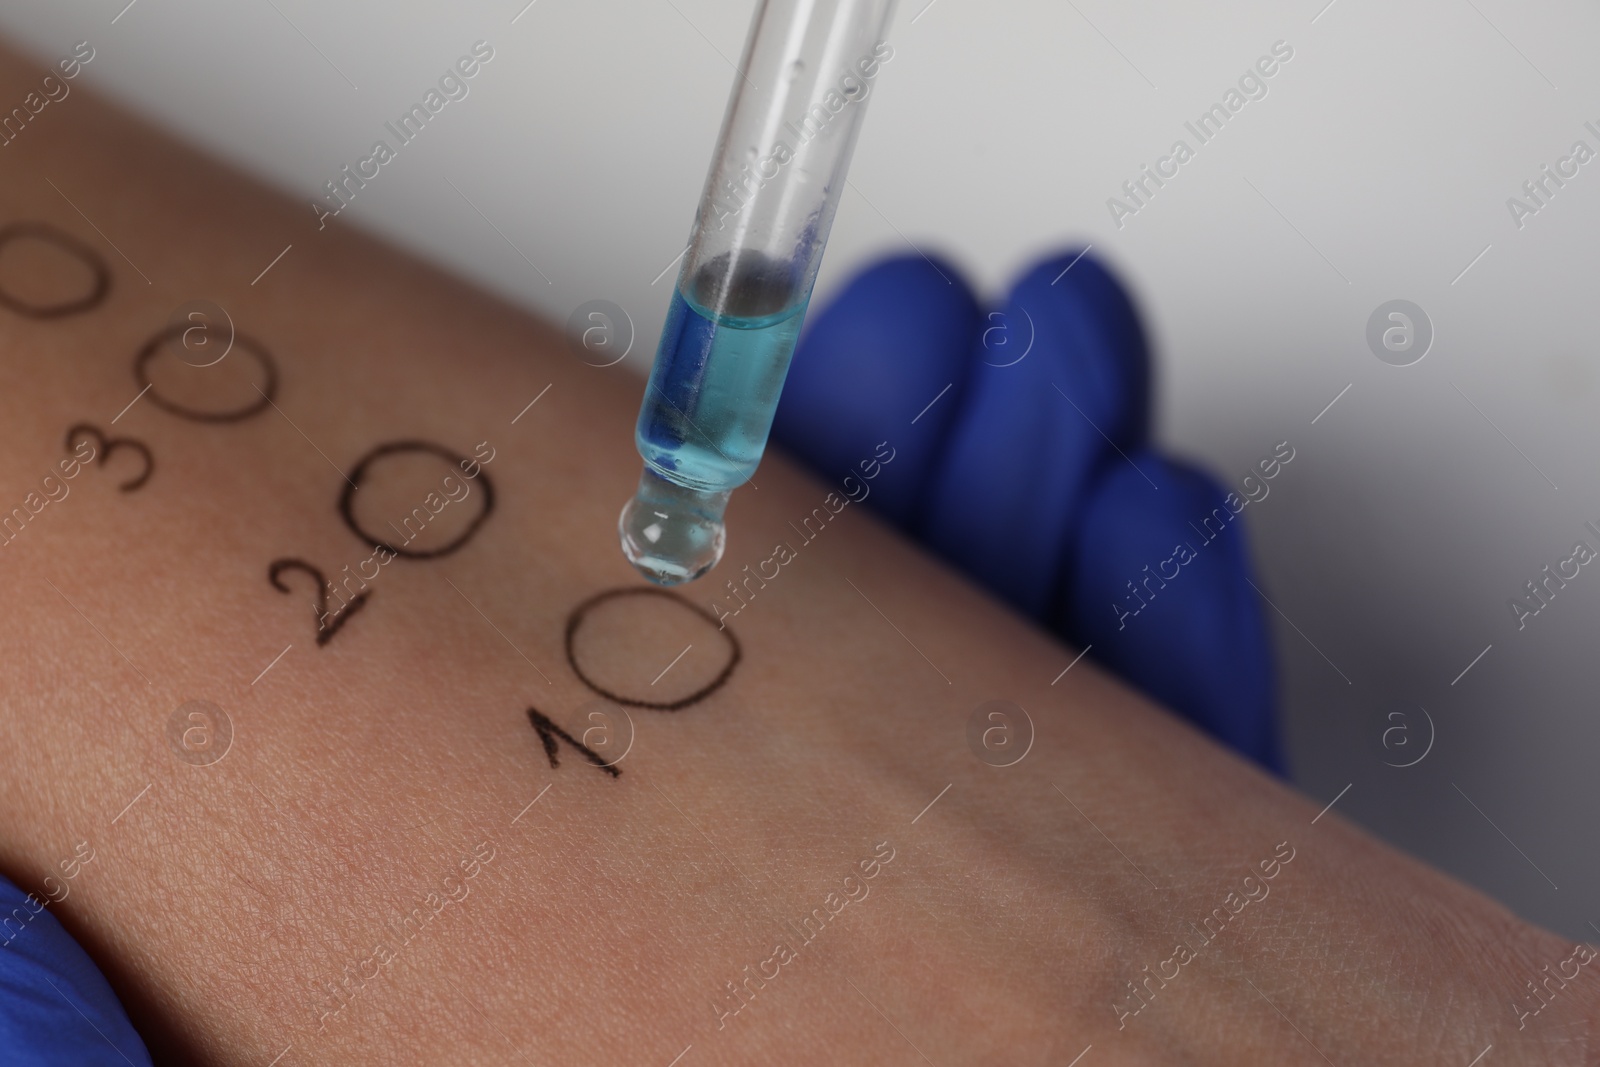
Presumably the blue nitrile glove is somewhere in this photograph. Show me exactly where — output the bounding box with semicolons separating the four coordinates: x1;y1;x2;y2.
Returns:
0;874;153;1065
771;250;1281;772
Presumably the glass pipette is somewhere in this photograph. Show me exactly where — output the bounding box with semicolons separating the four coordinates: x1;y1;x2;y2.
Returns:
620;0;897;585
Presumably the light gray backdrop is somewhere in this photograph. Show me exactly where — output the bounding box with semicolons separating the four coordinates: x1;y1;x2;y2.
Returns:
3;0;1595;939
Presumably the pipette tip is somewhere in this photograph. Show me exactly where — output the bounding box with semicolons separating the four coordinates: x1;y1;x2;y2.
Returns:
618;465;730;586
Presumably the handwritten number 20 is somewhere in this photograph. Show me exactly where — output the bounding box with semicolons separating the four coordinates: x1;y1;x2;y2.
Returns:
267;558;368;647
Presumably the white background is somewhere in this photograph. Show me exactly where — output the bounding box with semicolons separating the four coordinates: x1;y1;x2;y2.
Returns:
2;0;1596;938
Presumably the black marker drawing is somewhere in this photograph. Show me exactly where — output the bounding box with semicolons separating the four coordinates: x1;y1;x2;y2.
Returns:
565;587;740;711
339;440;495;560
134;324;279;422
268;558;369;647
0;222;111;319
527;706;621;778
65;423;152;491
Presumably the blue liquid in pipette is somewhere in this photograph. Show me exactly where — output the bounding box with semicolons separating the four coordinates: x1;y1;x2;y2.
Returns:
636;286;808;491
620;255;808;585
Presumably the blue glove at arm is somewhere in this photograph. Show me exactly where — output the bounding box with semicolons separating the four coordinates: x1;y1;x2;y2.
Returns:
771;250;1282;772
0;874;152;1065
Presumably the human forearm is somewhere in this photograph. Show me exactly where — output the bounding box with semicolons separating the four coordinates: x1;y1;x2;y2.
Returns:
0;41;1592;1066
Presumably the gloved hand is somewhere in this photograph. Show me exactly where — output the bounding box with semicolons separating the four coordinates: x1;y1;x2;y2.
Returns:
0;873;152;1065
771;249;1281;771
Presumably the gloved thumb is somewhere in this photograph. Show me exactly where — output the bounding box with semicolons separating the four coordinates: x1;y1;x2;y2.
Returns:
0;874;152;1066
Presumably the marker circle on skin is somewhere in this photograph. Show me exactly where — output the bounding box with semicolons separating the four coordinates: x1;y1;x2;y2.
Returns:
0;221;111;319
565;587;740;711
133;325;279;422
339;440;496;560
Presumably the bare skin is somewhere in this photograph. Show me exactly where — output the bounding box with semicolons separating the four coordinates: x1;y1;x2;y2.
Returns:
0;43;1592;1066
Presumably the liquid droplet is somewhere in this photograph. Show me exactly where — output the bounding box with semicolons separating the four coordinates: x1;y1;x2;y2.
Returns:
619;467;730;585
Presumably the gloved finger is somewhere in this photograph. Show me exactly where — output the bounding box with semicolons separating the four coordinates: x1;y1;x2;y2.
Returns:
770;253;982;531
919;250;1150;620
0;874;153;1065
1059;451;1281;772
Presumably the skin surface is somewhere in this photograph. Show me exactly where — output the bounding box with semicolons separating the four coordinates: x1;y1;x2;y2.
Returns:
0;42;1595;1066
